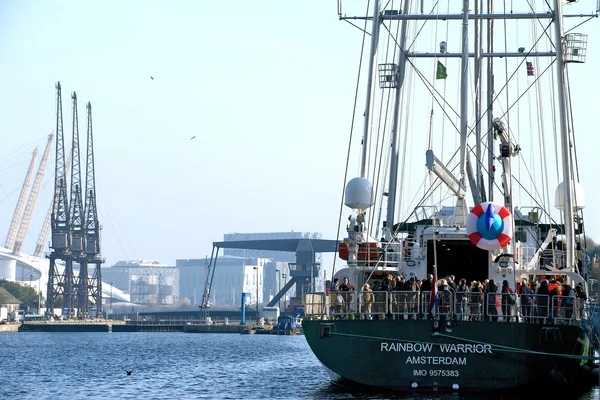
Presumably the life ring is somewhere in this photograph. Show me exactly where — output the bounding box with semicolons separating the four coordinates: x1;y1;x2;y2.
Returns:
466;202;512;251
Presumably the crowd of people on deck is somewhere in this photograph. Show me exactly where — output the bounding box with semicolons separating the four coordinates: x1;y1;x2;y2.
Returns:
328;273;588;322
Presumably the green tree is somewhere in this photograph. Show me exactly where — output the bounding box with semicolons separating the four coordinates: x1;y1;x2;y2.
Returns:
0;279;39;306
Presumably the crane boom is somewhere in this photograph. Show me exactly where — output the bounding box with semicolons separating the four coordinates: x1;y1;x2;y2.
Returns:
4;147;38;249
34;146;72;258
69;92;85;255
13;134;54;254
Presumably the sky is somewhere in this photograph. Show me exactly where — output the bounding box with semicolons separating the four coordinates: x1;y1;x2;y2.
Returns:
0;1;598;277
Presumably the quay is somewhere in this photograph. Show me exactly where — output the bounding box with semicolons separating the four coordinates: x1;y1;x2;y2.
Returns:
7;320;276;333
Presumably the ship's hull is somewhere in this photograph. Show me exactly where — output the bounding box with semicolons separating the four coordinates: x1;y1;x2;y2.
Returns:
302;318;592;392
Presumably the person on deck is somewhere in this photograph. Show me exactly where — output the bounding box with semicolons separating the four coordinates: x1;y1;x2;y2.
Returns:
485;280;499;322
519;278;534;322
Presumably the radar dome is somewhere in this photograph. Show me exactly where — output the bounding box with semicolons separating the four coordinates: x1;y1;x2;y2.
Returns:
344;177;373;210
554;180;586;211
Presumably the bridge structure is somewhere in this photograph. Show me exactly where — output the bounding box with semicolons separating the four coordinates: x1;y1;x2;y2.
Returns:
201;238;339;310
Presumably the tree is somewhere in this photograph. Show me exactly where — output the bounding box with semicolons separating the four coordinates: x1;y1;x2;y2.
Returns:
0;279;38;307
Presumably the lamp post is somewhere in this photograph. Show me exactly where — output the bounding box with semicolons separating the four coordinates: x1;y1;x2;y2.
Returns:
110;281;114;319
275;268;280;310
282;273;286;312
29;273;33;314
253;267;259;324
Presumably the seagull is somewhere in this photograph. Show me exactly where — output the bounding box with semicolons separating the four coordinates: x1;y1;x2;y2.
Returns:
190;135;196;140
125;370;133;375
150;76;154;80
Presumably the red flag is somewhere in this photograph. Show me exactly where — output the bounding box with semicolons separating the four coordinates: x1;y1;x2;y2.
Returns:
429;270;438;316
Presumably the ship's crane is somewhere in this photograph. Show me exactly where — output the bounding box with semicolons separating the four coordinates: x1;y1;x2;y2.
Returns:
13;133;54;254
492;118;521;214
4;148;38;250
34;146;72;258
47;81;75;318
82;101;104;315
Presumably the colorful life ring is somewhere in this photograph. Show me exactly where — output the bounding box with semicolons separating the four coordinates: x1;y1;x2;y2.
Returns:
466;202;512;251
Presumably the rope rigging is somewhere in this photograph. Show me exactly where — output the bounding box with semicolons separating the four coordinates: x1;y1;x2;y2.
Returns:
332;0;373;279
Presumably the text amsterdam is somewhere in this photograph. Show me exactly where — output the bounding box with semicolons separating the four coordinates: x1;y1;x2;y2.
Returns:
380;342;492;366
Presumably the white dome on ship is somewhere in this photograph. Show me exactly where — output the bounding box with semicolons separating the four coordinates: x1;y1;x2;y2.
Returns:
554;180;585;211
344;177;373;210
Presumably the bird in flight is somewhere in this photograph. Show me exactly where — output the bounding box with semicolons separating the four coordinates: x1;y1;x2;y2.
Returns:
125;370;133;375
150;76;154;80
190;135;196;140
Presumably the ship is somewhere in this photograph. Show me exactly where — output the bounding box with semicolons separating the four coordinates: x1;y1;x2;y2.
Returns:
302;0;599;392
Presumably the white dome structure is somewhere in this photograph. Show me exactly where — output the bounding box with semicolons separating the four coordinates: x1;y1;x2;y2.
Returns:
554;180;586;211
344;177;373;210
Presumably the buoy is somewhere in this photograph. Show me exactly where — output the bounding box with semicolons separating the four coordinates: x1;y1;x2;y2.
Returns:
466;202;512;250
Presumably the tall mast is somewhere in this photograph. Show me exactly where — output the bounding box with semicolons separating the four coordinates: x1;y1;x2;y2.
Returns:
385;0;410;236
474;0;485;203
359;0;381;179
553;0;575;270
487;0;495;201
13;134;54;254
4;148;38;250
453;0;470;226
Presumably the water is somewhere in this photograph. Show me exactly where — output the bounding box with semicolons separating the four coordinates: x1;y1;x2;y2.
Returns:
0;332;597;400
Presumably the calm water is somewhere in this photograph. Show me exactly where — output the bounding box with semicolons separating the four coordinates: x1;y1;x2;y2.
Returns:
0;332;597;400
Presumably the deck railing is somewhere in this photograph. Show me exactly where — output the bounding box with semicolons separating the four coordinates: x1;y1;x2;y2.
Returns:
304;290;588;324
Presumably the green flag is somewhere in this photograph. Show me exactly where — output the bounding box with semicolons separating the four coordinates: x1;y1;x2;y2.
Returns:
436;61;447;79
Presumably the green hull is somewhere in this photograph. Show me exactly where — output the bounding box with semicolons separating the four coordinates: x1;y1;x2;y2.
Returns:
302;318;591;392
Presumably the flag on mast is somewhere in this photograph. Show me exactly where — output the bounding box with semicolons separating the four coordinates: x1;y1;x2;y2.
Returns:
526;61;535;76
436;61;447;79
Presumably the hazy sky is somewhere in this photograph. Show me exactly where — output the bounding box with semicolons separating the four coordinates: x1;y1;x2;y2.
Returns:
0;1;598;274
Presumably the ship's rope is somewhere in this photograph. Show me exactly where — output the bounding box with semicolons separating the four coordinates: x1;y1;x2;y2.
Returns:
564;67;585;244
331;0;372;279
326;330;600;361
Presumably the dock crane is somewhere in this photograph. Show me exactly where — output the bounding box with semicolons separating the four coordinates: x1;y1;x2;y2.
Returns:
4;148;38;250
34;146;72;258
82;101;104;316
46;81;75;318
13;134;54;254
69;92;88;317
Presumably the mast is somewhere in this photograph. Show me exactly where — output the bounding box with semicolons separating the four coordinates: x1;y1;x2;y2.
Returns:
553;0;576;270
487;0;495;201
13;134;54;254
385;0;410;237
359;0;381;179
4;148;38;250
453;0;470;226
474;0;485;203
